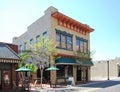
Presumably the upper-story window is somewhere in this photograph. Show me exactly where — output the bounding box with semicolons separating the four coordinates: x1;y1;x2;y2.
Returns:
19;45;22;53
61;34;66;48
24;42;28;50
56;29;73;50
43;31;47;37
56;33;61;47
76;37;88;53
36;35;40;43
30;38;34;46
67;36;72;50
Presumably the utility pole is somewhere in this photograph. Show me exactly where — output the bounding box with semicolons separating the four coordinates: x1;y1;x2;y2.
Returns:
107;61;109;80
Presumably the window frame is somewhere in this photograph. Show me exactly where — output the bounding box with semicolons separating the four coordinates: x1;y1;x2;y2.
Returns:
56;29;73;51
76;37;88;53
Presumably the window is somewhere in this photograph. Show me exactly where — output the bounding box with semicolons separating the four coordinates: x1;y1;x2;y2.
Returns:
61;34;66;48
80;40;84;52
19;45;22;53
30;39;34;46
67;36;72;50
24;42;28;50
57;65;65;77
56;33;61;47
56;29;73;50
43;31;47;37
83;41;88;53
36;35;40;43
76;37;88;53
76;39;79;51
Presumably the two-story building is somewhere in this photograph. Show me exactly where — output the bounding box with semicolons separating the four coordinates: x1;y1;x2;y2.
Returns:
13;6;94;84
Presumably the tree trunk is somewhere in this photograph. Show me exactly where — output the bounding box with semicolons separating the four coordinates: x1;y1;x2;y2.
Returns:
40;69;43;88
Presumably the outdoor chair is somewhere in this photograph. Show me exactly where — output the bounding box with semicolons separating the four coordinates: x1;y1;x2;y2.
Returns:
13;81;19;91
22;79;31;91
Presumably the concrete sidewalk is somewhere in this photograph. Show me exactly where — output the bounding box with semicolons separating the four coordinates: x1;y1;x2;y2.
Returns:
1;78;119;92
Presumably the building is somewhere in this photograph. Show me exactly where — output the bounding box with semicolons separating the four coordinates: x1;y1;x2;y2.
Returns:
91;58;120;80
0;42;20;90
13;6;94;84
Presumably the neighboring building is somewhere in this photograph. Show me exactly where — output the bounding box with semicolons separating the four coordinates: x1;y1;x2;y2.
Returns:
91;58;120;80
13;6;94;84
0;42;20;90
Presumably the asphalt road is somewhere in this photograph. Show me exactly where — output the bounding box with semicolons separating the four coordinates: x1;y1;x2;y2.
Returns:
44;78;120;92
78;78;120;92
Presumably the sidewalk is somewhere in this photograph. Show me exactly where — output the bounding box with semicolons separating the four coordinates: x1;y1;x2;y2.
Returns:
1;78;119;92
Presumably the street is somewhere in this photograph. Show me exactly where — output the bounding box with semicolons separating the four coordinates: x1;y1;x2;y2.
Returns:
39;78;120;92
79;78;120;92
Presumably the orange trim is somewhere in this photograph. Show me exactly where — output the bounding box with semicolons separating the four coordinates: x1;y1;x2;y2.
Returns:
52;12;94;35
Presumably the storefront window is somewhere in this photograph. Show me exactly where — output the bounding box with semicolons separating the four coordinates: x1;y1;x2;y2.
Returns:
57;65;65;77
57;65;73;77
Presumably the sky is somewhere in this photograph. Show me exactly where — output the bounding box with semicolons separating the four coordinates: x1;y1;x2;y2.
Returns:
0;0;120;61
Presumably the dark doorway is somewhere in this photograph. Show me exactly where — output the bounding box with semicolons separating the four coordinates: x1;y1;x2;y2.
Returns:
77;66;82;81
85;69;88;81
37;67;50;83
0;70;1;89
118;66;120;77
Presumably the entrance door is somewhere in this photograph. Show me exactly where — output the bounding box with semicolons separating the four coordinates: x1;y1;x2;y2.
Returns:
77;66;82;81
2;70;11;89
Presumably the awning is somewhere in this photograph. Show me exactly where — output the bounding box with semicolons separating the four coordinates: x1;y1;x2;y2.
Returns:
76;60;94;66
55;57;77;65
55;57;93;66
0;58;20;63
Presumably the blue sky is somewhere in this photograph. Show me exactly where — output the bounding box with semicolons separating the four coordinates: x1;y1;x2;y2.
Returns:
0;0;120;61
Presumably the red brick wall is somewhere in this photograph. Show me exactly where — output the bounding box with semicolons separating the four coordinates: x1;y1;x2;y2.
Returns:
7;44;18;54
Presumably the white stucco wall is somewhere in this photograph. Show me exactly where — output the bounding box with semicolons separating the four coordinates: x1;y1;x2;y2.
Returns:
91;58;120;80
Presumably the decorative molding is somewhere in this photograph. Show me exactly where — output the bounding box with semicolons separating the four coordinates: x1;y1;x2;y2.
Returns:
52;12;94;35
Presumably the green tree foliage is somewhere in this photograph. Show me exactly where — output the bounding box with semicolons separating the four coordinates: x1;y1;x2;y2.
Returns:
28;36;57;88
18;52;31;68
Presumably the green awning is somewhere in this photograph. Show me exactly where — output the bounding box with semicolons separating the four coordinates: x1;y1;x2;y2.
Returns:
76;60;94;66
55;57;77;65
55;57;93;66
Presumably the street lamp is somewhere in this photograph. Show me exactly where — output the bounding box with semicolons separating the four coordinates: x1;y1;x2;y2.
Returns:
107;61;109;80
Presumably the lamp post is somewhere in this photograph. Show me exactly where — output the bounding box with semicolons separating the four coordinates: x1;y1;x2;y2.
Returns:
107;61;109;80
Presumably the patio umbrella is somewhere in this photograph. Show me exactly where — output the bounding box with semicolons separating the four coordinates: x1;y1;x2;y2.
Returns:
46;66;59;71
15;67;31;72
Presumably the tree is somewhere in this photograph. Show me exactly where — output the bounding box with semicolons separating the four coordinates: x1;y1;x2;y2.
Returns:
74;51;91;60
28;36;57;88
18;52;31;68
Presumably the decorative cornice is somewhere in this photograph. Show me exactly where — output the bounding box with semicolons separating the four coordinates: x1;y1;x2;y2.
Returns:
52;12;94;35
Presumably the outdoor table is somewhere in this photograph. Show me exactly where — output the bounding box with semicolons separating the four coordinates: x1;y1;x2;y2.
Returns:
21;78;30;91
